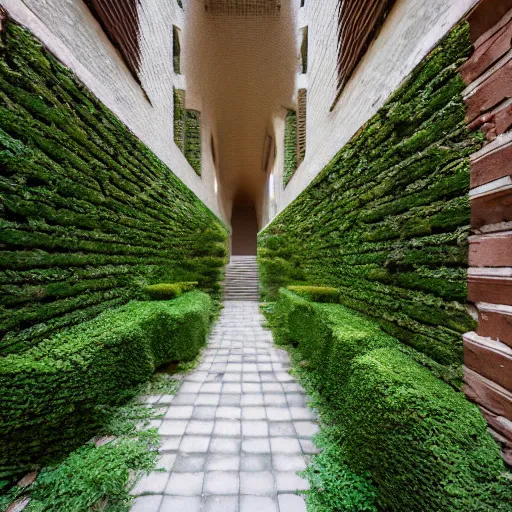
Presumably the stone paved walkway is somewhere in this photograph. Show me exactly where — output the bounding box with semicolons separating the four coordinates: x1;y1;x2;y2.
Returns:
130;301;319;512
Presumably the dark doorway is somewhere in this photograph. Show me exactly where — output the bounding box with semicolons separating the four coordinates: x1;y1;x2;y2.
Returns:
231;200;258;255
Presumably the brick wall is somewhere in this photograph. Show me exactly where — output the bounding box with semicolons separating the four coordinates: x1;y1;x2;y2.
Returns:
461;0;512;465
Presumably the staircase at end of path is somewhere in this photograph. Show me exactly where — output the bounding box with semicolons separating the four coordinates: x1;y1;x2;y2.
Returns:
223;256;259;301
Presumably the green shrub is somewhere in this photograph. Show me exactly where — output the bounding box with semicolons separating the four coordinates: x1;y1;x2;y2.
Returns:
143;281;198;300
287;285;340;303
276;289;397;410
273;290;511;511
342;348;511;511
0;290;212;468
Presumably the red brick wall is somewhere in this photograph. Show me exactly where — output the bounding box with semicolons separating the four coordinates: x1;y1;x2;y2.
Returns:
461;0;512;466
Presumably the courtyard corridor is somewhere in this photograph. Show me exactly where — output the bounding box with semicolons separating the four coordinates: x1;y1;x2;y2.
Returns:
130;300;318;512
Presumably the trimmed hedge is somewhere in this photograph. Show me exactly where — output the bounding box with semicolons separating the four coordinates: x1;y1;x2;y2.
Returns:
0;290;212;468
0;20;228;354
275;290;511;511
283;109;297;186
258;23;482;371
287;285;340;303
143;281;197;300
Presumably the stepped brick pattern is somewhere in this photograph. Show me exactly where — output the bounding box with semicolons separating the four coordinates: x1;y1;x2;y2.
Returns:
259;24;481;385
461;1;512;465
0;20;228;356
224;256;260;301
130;301;317;512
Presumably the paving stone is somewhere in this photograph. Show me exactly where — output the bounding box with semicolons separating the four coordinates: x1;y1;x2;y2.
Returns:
219;394;241;406
186;420;215;435
243;383;262;393
278;494;307;512
276;472;310;492
204;471;240;495
289;407;316;420
202;495;239;512
300;438;321;454
192;406;217;420
159;420;187;436
160;437;183;452
240;454;272;472
130;495;162;512
131;471;169;495
173;454;206;472
242;438;271;454
242;407;266;420
171;394;197;406
266;408;292;422
210;437;241;454
201;383;223;393
294;421;320;437
273;454;307;472
195;394;220;407
214;420;241;437
240;471;275;495
216;407;242;420
160;496;202;512
156;454;177;471
270;437;302;454
130;301;319;512
165;406;194;420
264;394;288;407
206;454;240;471
180;435;211;453
241;394;264;406
268;422;296;437
165;472;204;496
240;495;278;512
223;383;242;393
242;420;268;437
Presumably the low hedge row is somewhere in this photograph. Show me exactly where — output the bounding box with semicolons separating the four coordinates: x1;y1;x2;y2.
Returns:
0;20;228;354
143;281;198;300
275;289;511;511
258;24;482;370
0;290;212;468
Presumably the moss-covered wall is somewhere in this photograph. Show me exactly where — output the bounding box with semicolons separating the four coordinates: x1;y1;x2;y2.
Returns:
173;88;202;176
283;109;297;186
185;109;202;176
0;21;228;355
259;24;483;374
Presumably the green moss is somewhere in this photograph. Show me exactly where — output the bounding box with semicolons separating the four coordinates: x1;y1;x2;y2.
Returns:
0;291;212;468
283;109;297;186
184;109;201;175
143;281;197;300
258;22;481;371
287;285;340;303
269;291;512;512
0;21;228;353
343;348;512;511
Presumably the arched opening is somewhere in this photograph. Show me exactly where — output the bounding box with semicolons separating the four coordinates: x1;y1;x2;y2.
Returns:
230;196;258;255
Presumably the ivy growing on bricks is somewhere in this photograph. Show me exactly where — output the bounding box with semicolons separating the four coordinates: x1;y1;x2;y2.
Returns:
0;20;228;355
173;88;202;176
259;23;484;381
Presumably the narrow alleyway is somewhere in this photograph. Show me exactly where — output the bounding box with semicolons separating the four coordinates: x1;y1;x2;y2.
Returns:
130;300;318;512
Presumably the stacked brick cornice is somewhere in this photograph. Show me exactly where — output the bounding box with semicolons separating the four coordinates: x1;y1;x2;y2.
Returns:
461;0;512;465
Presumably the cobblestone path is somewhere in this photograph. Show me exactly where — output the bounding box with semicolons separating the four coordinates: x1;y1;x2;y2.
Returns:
130;301;319;512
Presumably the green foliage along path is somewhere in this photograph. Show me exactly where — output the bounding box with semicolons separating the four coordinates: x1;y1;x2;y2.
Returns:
259;24;483;379
0;20;228;356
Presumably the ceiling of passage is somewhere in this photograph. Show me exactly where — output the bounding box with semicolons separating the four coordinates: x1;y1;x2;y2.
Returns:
184;0;297;224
